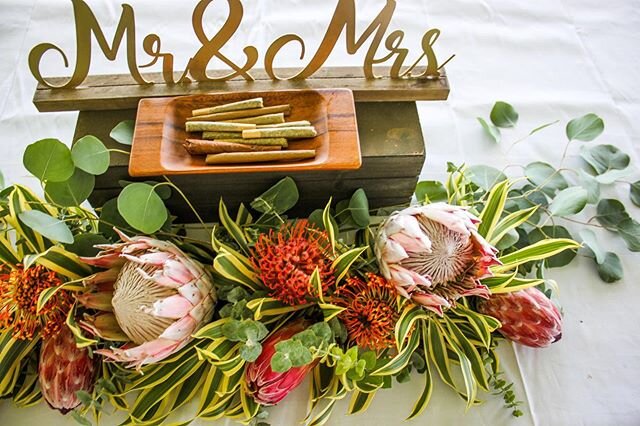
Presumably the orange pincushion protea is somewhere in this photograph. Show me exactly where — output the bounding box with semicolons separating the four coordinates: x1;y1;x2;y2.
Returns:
332;273;400;351
0;265;73;340
251;220;335;306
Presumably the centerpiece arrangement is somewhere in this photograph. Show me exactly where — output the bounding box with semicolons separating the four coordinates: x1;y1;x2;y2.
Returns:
1;104;636;425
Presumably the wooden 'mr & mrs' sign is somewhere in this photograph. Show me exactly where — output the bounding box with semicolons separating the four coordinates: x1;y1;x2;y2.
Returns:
30;0;453;111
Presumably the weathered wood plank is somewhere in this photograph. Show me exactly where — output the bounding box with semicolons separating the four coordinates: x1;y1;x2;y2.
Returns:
35;66;449;112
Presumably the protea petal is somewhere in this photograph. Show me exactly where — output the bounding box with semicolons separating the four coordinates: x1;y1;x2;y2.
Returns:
75;291;114;312
150;294;193;319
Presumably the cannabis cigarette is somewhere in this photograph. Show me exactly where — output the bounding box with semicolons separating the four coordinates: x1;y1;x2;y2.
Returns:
186;105;291;122
185;121;256;132
222;113;285;125
202;131;243;140
256;120;312;128
183;139;281;155
192;97;263;116
242;126;317;139
220;137;288;147
205;149;316;165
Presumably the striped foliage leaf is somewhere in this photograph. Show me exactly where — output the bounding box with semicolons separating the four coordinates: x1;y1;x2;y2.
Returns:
394;304;429;350
371;324;421;376
443;316;490;391
322;199;336;255
332;246;367;284
219;200;250;255
347;389;376;415
478;179;511;240
213;249;261;291
246;297;312;320
406;325;433;420
489;205;538;245
495;238;581;272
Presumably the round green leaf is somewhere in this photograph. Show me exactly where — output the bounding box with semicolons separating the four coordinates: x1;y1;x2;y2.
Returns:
348;188;370;228
490;101;519;128
528;226;576;268
580;144;630;176
579;229;605;264
117;183;167;234
477;117;501;143
566;113;604;141
617;218;640;252
548;187;588;217
595;199;630;230
630;181;640;207
119;180;171;200
415;180;448;203
18;210;74;244
525;162;568;196
98;198;132;239
468;165;507;191
64;233;109;257
496;228;519;250
596;252;623;283
110;120;134;146
71;135;110;175
578;170;600;204
250;177;299;214
45;169;95;207
23;138;74;182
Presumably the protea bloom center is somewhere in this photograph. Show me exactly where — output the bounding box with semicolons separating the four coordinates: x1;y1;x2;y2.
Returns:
376;203;501;314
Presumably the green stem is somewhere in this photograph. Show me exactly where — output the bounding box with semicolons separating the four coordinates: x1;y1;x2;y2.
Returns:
159;177;210;233
108;149;131;155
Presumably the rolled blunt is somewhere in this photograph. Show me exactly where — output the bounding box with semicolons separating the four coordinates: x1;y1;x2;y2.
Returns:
192;97;263;116
185;121;256;132
224;138;288;147
205;149;316;164
186;105;291;122
183;139;281;155
242;126;317;140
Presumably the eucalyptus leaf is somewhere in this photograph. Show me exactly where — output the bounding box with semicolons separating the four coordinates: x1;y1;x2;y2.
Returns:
548;187;588;217
496;228;519;250
525;162;569;196
468;165;507;191
23;138;75;182
596;252;623;283
580;144;630;176
250;177;299;214
415;180;448;203
594;168;632;184
595;199;630;231
631;181;640;207
348;188;370;228
110;120;134;145
45;169;95;207
528;226;576;268
117;183;168;234
566;113;604;141
617;218;640;252
71;135;110;175
119;180;171;200
490;101;519;128
98;198;133;239
477;117;501;143
18;210;74;244
578;169;600;204
579;229;605;264
529;120;559;136
64;233;109;257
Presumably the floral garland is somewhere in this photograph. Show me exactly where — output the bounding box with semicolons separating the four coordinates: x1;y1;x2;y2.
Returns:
0;119;588;425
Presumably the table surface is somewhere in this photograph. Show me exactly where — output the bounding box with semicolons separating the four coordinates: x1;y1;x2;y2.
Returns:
0;1;638;425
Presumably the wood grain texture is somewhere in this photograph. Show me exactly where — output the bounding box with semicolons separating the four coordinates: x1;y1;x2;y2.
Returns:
73;101;424;223
33;66;450;112
129;89;361;176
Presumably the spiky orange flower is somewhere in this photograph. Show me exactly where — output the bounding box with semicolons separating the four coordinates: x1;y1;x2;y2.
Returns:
0;265;73;340
332;273;400;351
251;220;335;306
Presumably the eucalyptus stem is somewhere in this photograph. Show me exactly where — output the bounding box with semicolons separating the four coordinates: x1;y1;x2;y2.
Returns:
160;176;210;233
108;149;131;155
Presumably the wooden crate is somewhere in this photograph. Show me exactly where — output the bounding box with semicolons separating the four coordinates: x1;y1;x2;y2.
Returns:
73;101;424;222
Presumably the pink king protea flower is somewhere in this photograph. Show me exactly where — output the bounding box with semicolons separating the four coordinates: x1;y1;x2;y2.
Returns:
245;321;317;405
477;287;563;348
375;203;501;315
79;230;216;368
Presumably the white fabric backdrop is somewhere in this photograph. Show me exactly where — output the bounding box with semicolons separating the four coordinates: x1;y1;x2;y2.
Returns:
0;0;639;425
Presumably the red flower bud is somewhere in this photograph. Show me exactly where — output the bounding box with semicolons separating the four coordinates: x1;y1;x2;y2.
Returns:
245;322;316;405
478;287;562;348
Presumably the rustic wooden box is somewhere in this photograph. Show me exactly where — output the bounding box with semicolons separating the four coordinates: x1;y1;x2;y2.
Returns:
72;101;425;222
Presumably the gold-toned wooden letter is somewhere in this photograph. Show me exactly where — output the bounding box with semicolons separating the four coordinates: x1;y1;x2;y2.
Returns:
29;0;148;89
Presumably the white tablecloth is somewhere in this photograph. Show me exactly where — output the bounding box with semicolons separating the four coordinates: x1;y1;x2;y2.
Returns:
0;1;638;425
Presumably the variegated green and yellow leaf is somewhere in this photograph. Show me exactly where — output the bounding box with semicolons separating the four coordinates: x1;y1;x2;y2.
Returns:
372;325;421;376
406;325;433;420
442;316;489;391
322;199;336;255
495;238;581;272
489;206;538;245
26;246;91;281
213;249;261;291
395;304;429;349
332;246;367;283
347;389;376;415
247;297;312;321
219;200;250;255
478;179;511;240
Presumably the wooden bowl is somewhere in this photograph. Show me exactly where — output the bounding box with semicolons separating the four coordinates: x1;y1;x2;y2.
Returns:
129;89;361;176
